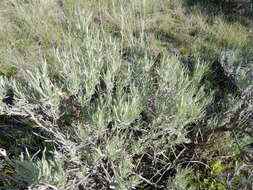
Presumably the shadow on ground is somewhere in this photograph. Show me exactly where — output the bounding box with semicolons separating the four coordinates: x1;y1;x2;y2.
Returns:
182;0;253;26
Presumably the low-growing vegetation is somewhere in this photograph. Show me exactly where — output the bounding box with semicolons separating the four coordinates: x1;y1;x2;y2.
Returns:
0;0;253;189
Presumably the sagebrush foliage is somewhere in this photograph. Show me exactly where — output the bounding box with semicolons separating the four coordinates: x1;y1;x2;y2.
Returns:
0;0;253;190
